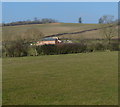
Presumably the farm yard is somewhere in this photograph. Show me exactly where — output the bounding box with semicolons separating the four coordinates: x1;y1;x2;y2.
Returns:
2;51;118;105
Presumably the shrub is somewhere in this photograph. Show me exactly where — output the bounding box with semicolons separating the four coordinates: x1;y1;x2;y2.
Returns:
94;43;106;51
3;39;119;57
3;40;29;57
36;46;43;55
28;46;38;56
36;43;87;55
36;45;57;55
86;43;95;52
109;42;119;51
2;45;7;57
41;45;57;55
57;43;87;54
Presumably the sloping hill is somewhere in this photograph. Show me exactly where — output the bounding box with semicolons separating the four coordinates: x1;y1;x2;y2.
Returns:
2;23;102;41
2;23;118;41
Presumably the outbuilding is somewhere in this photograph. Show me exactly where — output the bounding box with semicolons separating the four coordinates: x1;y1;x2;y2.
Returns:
36;37;62;46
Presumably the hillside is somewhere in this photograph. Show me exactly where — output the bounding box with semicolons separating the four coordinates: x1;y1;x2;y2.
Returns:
2;23;102;41
2;23;118;41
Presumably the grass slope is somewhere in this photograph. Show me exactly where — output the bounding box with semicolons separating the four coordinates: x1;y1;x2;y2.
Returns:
3;51;118;105
2;23;101;41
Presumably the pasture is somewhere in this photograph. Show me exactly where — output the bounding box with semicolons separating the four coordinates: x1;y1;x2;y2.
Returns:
2;23;102;41
2;23;118;42
2;51;118;105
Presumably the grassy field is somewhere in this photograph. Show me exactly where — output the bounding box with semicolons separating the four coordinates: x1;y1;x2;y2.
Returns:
2;51;118;105
2;23;102;41
2;23;118;42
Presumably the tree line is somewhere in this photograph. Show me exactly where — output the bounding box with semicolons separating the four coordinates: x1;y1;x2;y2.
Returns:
2;18;58;26
2;15;119;26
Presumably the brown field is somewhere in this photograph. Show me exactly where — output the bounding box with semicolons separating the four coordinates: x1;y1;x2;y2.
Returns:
2;23;102;41
2;23;118;41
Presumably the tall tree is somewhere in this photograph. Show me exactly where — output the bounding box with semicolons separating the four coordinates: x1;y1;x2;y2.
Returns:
78;17;82;23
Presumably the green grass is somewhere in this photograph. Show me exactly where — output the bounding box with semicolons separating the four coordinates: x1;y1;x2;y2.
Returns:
3;51;118;105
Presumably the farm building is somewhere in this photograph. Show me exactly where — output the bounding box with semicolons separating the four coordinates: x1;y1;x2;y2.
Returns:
36;37;62;46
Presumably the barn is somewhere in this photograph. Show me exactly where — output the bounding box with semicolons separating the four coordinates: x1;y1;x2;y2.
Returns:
36;37;62;46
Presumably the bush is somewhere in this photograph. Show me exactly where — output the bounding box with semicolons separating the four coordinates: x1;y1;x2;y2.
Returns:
40;45;57;55
3;40;119;57
28;46;38;56
94;43;106;51
36;43;87;55
3;40;29;57
36;46;43;55
2;45;7;57
109;43;119;51
86;44;95;52
57;43;87;54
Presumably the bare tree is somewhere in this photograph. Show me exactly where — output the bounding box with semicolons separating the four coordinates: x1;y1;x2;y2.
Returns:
99;15;114;24
101;25;117;44
99;15;117;45
24;28;44;42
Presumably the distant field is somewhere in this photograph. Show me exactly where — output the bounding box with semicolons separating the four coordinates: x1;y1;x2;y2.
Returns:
2;23;102;41
59;29;101;39
3;51;118;105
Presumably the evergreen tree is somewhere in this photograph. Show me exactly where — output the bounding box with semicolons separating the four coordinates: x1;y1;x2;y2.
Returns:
79;17;82;23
